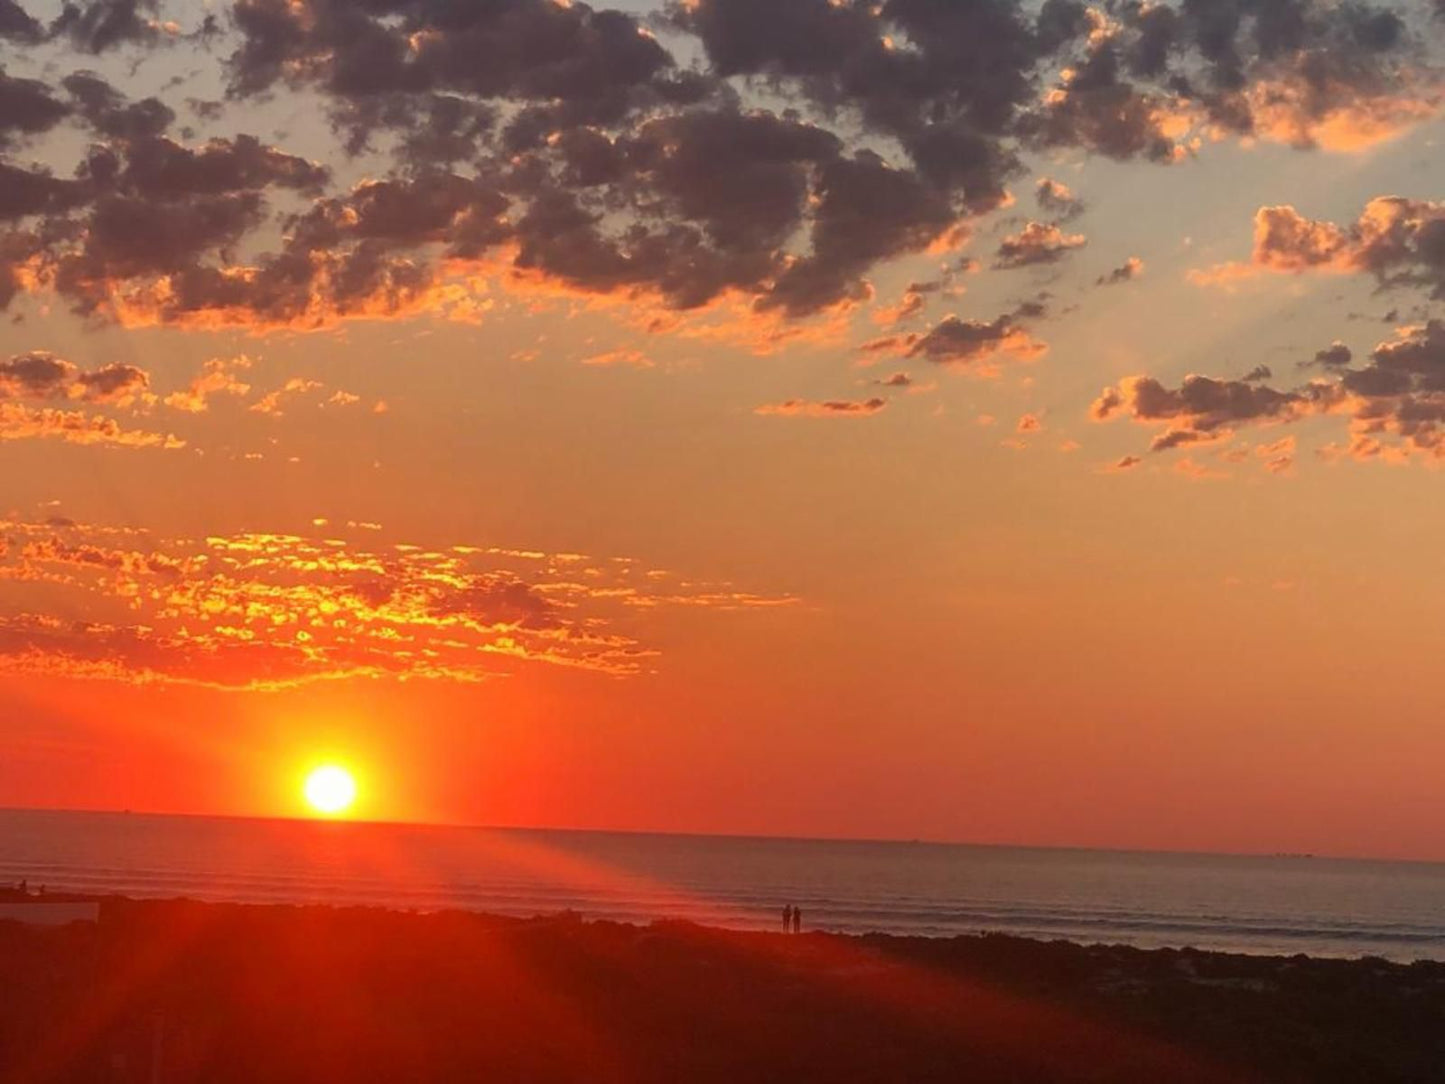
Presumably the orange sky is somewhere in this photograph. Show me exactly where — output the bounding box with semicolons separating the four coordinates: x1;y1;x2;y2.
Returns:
4;0;1445;859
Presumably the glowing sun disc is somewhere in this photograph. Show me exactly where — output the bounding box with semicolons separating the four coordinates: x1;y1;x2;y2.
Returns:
303;765;357;815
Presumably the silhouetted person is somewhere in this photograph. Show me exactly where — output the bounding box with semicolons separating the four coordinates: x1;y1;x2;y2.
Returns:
781;904;792;932
792;906;801;934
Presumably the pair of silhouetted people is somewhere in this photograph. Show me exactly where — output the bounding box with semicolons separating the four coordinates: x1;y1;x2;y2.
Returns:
781;905;802;934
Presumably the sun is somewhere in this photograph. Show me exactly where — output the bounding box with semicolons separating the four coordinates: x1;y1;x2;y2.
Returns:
303;764;358;816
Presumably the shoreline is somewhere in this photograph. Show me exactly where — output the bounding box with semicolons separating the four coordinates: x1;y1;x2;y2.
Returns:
1;883;1440;966
0;884;1433;971
3;893;1444;1081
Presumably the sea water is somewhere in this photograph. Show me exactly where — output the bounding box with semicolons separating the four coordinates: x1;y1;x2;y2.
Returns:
2;808;1443;961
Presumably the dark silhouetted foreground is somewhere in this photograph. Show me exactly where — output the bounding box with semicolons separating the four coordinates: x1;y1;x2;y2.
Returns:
2;896;1443;1083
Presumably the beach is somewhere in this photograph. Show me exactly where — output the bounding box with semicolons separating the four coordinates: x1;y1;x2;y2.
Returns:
3;895;1443;1083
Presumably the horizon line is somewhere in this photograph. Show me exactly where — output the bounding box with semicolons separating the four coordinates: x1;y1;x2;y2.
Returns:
1;803;1438;869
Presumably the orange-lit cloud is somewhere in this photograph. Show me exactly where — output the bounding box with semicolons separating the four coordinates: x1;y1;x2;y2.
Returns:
164;356;253;413
0;403;183;449
1190;198;1445;289
581;348;654;369
0;521;798;690
1230;72;1441;152
993;222;1086;269
250;378;325;416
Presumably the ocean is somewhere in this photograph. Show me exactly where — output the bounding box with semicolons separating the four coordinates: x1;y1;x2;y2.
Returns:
2;808;1443;962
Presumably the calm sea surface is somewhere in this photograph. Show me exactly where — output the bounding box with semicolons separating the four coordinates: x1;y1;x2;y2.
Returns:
2;809;1443;962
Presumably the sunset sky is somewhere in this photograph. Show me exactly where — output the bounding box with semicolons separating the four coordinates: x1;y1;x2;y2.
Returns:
4;0;1445;859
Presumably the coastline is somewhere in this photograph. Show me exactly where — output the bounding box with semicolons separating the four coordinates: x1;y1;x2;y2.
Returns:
3;894;1443;1082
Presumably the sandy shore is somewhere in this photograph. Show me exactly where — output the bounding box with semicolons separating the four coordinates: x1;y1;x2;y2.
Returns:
1;894;1442;1083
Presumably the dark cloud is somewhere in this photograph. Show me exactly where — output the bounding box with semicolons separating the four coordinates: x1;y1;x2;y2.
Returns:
226;0;680;113
755;397;887;418
78;169;509;329
0;0;1434;333
331;93;496;165
1023;42;1183;163
1097;256;1144;286
0;351;76;398
994;221;1087;269
0;0;42;41
873;372;913;388
0;161;88;221
293;173;506;252
53;191;266;315
0;69;72;147
1096;322;1445;462
1242;364;1272;382
1091;374;1306;451
50;0;162;53
0;350;148;403
1359;319;1445;392
761;152;959;315
1310;341;1353;368
62;71;175;141
7;122;333;321
626;109;839;260
116;134;330;198
897;312;1047;368
673;0;1041;146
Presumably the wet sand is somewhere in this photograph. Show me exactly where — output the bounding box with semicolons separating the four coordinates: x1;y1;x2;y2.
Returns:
1;895;1442;1083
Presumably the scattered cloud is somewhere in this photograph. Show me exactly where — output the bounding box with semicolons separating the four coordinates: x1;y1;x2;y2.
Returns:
866;311;1048;373
1091;374;1307;452
872;372;913;389
1093;320;1445;463
755;397;887;418
582;348;654;369
1097;257;1143;286
250;378;324;416
1035;178;1084;221
994;222;1087;269
0;402;182;449
0;519;798;689
163;355;252;413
